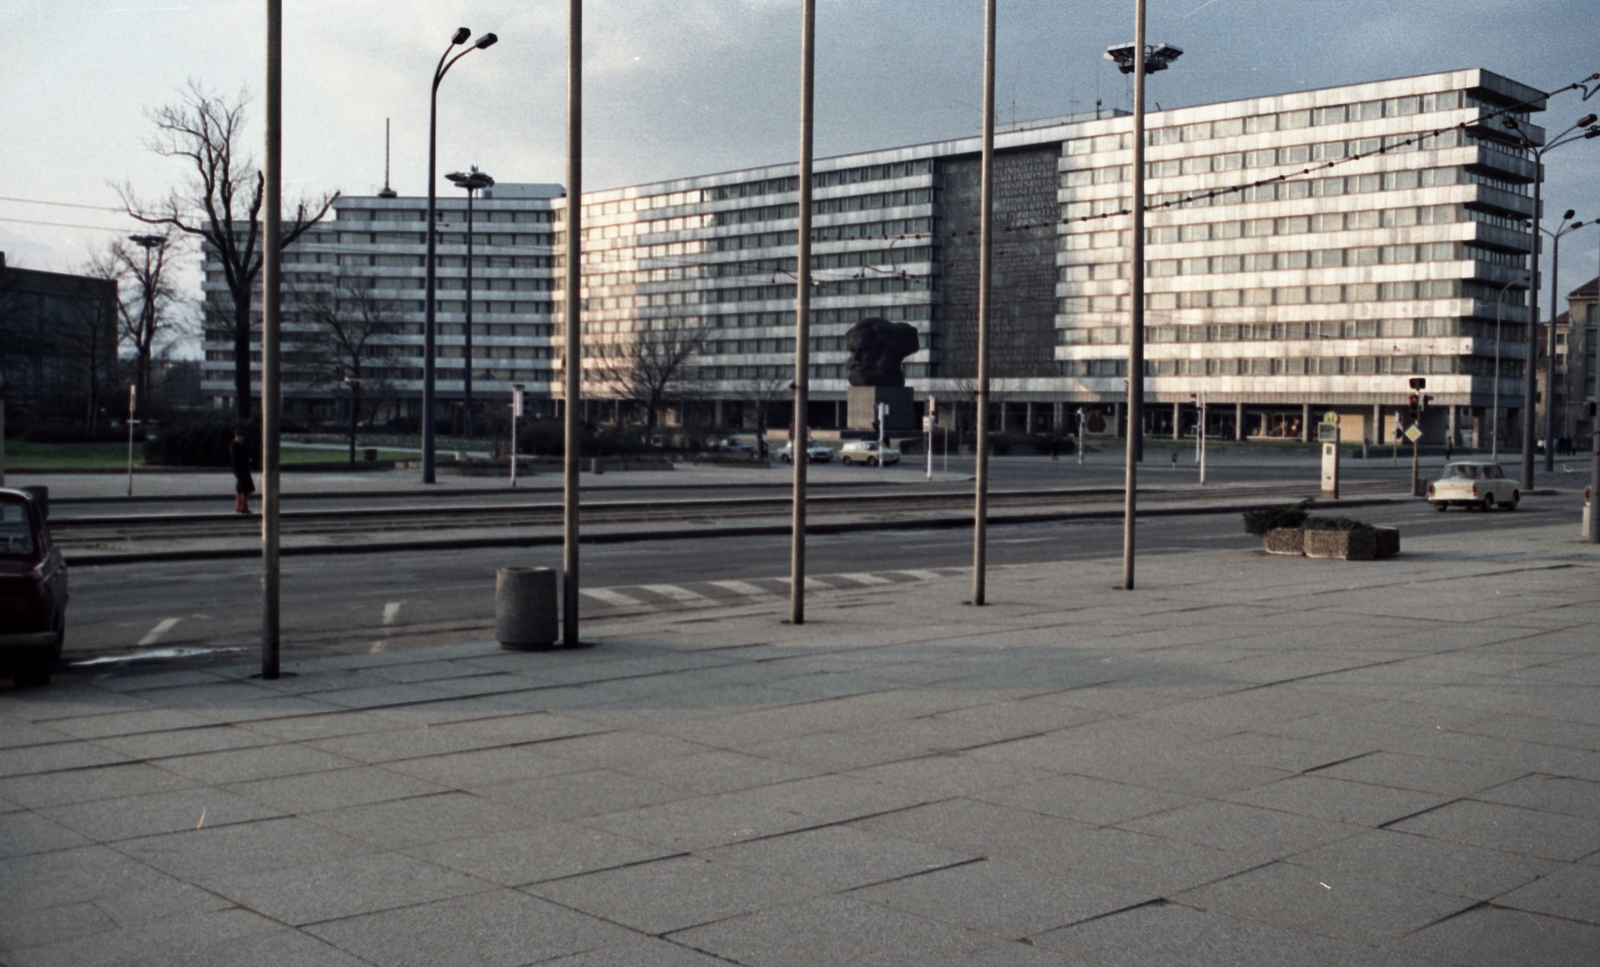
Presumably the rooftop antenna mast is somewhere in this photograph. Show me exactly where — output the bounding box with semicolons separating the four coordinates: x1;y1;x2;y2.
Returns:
379;118;397;198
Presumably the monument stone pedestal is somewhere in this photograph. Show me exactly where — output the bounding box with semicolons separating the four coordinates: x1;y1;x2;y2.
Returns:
848;386;916;433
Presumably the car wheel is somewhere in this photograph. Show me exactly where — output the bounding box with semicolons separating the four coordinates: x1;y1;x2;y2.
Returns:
11;653;50;689
780;453;792;464
1432;502;1448;512
1479;497;1494;512
867;457;879;467
1502;491;1519;511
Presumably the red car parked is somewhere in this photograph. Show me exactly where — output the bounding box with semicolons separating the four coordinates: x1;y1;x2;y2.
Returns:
0;488;68;687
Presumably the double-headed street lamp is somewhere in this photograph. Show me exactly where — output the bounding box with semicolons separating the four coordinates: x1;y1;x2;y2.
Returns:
423;26;497;484
1541;211;1593;467
1503;111;1598;489
446;166;494;439
1105;21;1182;592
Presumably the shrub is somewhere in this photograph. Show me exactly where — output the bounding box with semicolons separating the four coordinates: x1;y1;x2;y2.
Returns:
144;412;257;467
1242;500;1311;536
1303;516;1375;533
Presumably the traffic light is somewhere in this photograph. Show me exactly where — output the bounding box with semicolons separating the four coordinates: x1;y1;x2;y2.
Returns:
1408;394;1420;421
1421;394;1433;414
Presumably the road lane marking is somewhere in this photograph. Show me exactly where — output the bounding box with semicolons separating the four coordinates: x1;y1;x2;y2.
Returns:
137;618;180;646
382;602;402;625
582;587;646;607
709;580;777;597
639;584;714;603
778;576;833;590
837;573;892;586
897;570;945;581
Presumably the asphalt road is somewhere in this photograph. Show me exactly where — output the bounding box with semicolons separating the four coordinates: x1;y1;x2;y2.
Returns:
61;492;1581;667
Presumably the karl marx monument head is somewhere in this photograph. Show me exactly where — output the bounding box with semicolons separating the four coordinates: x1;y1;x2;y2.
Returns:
845;317;920;387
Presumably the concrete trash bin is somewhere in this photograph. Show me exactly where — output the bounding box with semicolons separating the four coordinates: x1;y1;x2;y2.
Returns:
496;567;559;648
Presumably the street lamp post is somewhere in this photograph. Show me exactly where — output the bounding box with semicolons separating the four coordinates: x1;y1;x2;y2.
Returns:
1503;112;1598;490
1106;16;1182;592
446;167;495;440
1542;214;1588;467
423;27;497;484
1492;272;1532;462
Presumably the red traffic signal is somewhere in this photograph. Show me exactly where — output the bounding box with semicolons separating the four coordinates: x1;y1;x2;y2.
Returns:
1408;394;1420;407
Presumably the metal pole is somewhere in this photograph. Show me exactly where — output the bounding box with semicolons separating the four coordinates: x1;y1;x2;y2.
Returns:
261;0;283;680
1077;408;1085;465
126;384;136;497
1121;0;1147;591
423;61;441;484
972;0;996;606
464;186;475;439
562;0;583;647
1411;436;1420;497
510;385;521;488
789;0;815;625
925;397;933;480
1520;159;1542;490
1590;406;1600;543
1546;229;1561;471
1198;394;1206;485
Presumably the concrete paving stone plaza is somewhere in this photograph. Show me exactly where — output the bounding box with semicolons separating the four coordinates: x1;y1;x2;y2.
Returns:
2;518;1598;965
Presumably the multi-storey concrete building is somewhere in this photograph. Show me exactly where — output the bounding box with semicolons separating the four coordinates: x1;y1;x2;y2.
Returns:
202;69;1547;448
200;184;561;424
556;67;1544;447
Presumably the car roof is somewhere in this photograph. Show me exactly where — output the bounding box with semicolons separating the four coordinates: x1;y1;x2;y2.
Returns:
0;488;39;504
1444;461;1499;467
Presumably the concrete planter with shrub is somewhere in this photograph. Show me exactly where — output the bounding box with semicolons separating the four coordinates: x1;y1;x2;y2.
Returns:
1243;502;1399;560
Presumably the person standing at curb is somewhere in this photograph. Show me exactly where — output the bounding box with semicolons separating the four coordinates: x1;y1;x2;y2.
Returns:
230;428;255;515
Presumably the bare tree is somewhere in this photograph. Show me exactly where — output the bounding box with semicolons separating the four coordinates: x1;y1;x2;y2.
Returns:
289;275;402;463
742;372;790;454
589;315;710;443
119;81;337;419
87;229;188;412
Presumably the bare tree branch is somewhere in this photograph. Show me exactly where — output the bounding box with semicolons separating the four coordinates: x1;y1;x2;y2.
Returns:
588;315;710;442
118;80;338;419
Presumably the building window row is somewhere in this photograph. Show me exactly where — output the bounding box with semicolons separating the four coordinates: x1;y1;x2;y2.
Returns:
1057;354;1523;378
1064;165;1489;223
1086;241;1510;281
1061;278;1469;314
712;245;934;279
1066;90;1472;157
1068;128;1474;187
336;208;554;224
1060;317;1522;346
709;217;939;252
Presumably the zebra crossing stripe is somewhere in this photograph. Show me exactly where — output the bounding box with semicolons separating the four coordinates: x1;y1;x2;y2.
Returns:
709;580;777;597
897;570;946;581
639;584;714;603
582;587;647;607
837;573;893;586
777;576;834;590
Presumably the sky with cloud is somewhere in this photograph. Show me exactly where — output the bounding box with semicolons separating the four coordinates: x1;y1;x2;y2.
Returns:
3;0;1598;328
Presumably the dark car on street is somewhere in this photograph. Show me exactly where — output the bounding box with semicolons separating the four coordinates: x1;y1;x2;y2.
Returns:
0;488;68;687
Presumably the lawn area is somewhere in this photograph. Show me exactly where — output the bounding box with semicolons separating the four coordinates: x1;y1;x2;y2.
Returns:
3;441;416;470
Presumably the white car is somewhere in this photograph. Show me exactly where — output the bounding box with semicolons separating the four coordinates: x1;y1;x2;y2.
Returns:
777;441;834;463
838;441;900;466
1427;461;1519;511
